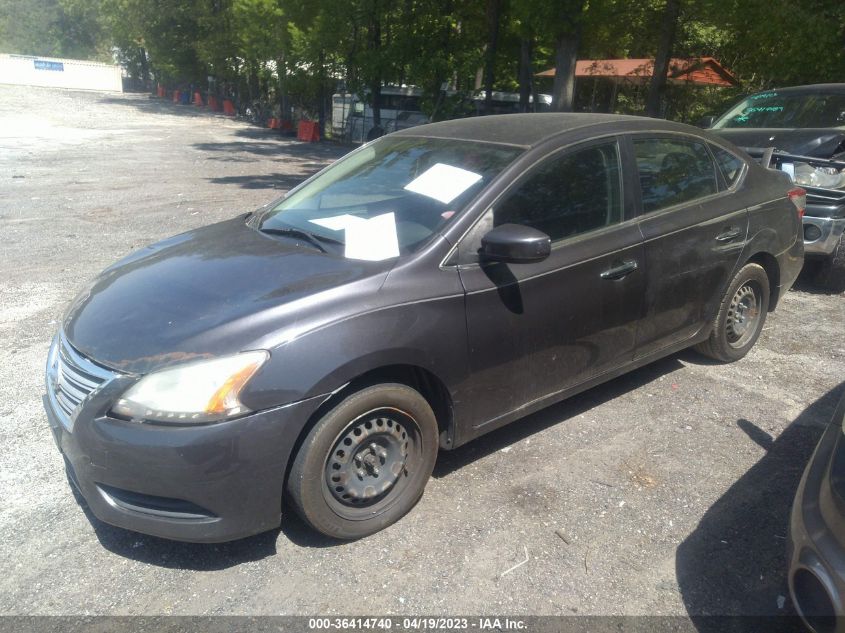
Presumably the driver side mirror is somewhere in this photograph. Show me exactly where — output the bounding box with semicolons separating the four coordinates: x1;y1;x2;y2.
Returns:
696;115;716;128
480;224;551;264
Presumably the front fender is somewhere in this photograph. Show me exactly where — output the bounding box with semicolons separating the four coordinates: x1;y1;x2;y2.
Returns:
239;295;470;416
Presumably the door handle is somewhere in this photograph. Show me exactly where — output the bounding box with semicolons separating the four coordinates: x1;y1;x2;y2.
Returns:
600;260;638;280
715;227;742;242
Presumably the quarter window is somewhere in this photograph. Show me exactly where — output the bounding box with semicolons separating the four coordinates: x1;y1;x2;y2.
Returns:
633;138;719;213
492;142;623;242
709;144;745;188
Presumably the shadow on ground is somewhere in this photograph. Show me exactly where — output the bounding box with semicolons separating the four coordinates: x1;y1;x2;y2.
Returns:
97;93;350;164
194;140;346;163
792;261;844;296
206;173;318;191
97;94;221;119
74;484;347;568
676;382;844;632
67;484;279;570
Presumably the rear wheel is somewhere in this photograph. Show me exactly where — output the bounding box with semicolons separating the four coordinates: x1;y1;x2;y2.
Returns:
287;383;438;539
695;263;770;362
813;233;845;293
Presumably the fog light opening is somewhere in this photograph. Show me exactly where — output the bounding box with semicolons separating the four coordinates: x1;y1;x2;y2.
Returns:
804;224;823;242
793;568;836;633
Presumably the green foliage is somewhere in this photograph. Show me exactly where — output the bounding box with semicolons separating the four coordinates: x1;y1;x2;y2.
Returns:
0;0;107;59
5;0;843;122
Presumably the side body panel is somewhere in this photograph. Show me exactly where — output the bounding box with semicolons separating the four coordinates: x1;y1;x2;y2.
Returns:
635;196;748;357
457;226;644;432
240;253;471;415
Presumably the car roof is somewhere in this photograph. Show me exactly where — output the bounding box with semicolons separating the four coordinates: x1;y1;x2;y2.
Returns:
391;113;695;149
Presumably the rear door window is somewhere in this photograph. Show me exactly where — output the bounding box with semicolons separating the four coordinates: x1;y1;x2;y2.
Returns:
633;138;719;213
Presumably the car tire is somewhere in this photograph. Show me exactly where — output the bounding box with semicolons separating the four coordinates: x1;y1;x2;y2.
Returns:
813;233;845;293
695;262;770;363
286;383;438;539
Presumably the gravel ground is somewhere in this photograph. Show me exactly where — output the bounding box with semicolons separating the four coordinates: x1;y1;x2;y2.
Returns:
0;84;843;619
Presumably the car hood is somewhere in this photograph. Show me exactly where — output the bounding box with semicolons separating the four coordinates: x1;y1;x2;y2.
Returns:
711;128;845;157
63;215;393;374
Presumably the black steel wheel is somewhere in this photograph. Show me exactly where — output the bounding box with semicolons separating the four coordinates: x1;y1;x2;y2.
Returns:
724;281;763;349
323;408;421;517
695;262;770;363
287;383;438;539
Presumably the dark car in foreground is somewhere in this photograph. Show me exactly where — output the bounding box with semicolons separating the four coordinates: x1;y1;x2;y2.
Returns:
789;391;845;633
45;114;804;542
708;84;845;291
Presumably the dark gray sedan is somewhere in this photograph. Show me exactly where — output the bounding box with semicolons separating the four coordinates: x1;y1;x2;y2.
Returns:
45;114;804;542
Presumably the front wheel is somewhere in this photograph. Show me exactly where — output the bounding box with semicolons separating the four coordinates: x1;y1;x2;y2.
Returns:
287;383;438;539
695;262;770;363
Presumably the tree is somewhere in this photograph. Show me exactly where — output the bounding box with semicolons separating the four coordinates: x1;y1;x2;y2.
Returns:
0;0;106;59
645;0;682;117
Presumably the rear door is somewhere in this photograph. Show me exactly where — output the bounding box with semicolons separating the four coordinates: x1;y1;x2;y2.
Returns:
630;134;749;358
455;138;645;429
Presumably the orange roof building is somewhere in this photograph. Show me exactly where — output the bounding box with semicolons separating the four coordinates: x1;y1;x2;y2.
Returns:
537;57;738;87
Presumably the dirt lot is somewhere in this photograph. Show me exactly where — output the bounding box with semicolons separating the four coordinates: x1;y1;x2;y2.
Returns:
0;84;843;620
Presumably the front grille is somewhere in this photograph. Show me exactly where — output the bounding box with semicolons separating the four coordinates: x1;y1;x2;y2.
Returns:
46;332;117;431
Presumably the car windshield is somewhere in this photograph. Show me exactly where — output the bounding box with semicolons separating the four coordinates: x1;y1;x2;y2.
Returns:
713;91;845;129
257;136;522;260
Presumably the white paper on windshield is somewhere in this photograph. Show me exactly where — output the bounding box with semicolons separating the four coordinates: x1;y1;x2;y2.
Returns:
780;162;795;180
309;214;367;232
344;212;400;261
403;163;482;204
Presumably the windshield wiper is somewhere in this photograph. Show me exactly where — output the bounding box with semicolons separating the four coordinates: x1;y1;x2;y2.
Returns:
259;227;342;253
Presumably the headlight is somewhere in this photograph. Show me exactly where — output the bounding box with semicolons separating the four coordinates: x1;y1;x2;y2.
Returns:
793;162;845;189
112;351;268;423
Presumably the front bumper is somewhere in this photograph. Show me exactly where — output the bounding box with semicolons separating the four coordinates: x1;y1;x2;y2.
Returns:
44;374;326;543
789;398;845;632
803;216;845;256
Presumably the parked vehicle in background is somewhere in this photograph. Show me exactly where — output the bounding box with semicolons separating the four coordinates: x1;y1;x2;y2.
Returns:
387;110;430;133
708;84;845;291
45;114;803;543
470;90;553;115
788;390;845;633
332;85;426;143
331;87;554;143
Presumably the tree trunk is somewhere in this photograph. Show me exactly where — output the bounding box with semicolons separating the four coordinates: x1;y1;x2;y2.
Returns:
138;47;149;87
368;3;383;130
318;49;326;136
518;37;533;113
277;56;287;123
482;0;501;115
551;32;579;112
645;0;682;118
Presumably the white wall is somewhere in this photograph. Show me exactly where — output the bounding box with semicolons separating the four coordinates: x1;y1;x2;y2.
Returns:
0;54;122;92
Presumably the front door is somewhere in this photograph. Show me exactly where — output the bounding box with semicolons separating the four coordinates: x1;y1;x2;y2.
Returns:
455;138;645;430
